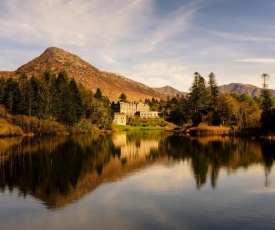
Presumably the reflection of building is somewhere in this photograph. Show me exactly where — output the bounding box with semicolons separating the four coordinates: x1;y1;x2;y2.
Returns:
112;133;127;147
113;133;159;159
120;140;159;158
113;113;126;125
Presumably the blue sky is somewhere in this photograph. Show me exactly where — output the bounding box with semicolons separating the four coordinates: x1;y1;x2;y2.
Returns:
1;0;275;92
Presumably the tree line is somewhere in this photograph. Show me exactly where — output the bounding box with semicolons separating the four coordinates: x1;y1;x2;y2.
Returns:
145;72;275;133
1;70;274;134
0;71;113;131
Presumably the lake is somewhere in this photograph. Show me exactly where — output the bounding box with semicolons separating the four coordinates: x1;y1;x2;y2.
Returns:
0;131;275;230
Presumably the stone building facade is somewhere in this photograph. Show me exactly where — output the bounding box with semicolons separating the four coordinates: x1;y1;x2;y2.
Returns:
112;101;159;125
112;102;151;116
113;113;126;125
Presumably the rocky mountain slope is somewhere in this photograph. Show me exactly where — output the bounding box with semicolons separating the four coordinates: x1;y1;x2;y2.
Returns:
155;83;275;98
219;83;275;97
1;47;274;101
0;47;165;102
153;85;187;97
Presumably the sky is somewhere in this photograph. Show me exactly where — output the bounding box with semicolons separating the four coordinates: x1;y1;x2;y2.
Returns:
1;0;275;92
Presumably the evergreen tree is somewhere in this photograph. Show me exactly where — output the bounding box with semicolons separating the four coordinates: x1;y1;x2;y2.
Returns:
94;88;102;99
119;93;127;102
50;71;75;125
260;73;275;131
69;78;84;121
260;74;273;112
0;77;5;103
168;96;188;126
207;72;220;125
3;78;21;114
187;72;209;126
208;72;219;110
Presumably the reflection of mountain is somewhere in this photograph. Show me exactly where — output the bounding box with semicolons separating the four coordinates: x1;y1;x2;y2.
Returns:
0;133;274;209
35;157;161;209
0;133;165;209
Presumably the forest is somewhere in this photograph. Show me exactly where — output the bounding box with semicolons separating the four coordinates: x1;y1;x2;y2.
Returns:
0;71;113;135
0;70;275;136
146;72;275;134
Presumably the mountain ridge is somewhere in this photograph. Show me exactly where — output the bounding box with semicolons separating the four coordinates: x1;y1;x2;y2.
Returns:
0;47;165;102
153;85;187;97
155;83;275;98
1;47;274;100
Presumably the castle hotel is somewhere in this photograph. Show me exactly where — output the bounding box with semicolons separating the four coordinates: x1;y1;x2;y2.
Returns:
112;101;159;125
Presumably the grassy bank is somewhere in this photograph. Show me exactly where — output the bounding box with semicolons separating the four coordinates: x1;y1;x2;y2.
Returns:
113;117;176;131
113;125;166;131
0;118;23;136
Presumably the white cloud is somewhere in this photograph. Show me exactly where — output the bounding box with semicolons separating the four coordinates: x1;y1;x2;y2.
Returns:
236;58;275;63
122;59;193;91
0;0;198;79
4;0;275;91
0;0;153;47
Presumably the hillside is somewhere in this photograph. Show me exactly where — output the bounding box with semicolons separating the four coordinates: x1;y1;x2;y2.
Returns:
0;47;165;102
1;47;275;101
153;85;187;97
154;83;275;99
219;83;275;97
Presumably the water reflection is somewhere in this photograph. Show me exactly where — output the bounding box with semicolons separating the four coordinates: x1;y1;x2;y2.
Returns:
0;132;275;209
113;132;159;159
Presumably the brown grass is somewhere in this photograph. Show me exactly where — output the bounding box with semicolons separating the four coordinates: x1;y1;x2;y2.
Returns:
0;118;23;136
188;124;230;136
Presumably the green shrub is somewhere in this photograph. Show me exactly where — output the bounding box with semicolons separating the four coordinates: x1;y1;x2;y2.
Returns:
71;119;99;133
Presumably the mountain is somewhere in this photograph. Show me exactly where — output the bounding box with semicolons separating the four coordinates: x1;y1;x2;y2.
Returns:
0;47;165;102
155;83;275;99
153;85;187;97
219;83;275;97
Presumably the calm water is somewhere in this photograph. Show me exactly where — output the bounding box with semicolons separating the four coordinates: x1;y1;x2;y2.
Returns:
0;132;275;230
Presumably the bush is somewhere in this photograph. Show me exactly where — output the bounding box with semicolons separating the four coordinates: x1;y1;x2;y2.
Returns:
71;119;99;133
0;118;23;136
10;115;67;135
188;125;230;136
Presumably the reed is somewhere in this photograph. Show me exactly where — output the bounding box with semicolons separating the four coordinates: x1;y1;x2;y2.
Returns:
188;124;230;136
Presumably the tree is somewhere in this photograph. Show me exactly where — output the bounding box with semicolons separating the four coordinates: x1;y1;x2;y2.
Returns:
260;73;275;131
187;72;209;126
119;93;127;102
260;73;273;112
3;78;21;114
208;72;219;110
94;88;102;99
69;78;84;121
0;77;5;104
207;72;220;125
168;96;188;126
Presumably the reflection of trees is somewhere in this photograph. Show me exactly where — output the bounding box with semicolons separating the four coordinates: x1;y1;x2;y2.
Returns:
0;132;274;209
260;140;275;187
0;132;166;209
158;135;269;190
0;135;116;205
0;136;23;158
